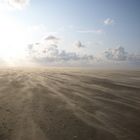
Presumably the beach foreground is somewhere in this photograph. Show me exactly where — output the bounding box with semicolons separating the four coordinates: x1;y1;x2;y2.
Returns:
0;68;140;140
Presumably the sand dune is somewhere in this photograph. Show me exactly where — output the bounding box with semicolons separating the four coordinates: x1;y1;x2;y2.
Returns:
0;68;140;140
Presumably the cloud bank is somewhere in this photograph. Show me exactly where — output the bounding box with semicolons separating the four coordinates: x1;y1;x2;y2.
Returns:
26;36;140;68
28;36;95;66
103;46;140;68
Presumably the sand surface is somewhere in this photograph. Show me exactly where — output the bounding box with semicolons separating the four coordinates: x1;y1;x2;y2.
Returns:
0;68;140;140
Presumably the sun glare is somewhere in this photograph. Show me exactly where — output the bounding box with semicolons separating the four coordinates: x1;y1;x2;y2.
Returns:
0;14;27;64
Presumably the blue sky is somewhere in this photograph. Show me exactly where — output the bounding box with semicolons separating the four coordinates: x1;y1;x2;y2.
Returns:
0;0;139;68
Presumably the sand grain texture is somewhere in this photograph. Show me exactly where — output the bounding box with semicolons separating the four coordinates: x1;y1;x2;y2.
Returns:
0;68;140;140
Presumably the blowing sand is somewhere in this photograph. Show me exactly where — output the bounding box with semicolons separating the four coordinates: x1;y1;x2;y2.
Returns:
0;68;140;140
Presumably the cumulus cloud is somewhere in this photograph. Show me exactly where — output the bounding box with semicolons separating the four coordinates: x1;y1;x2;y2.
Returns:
27;36;140;68
44;35;60;45
5;0;30;9
74;41;85;48
27;36;95;66
104;46;127;61
104;46;140;65
45;35;59;41
104;18;114;25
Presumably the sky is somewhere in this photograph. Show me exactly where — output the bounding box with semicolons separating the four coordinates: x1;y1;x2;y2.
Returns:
0;0;140;68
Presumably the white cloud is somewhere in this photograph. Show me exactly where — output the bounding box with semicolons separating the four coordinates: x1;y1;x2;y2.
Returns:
27;39;140;68
104;46;127;61
104;46;140;65
44;35;60;43
27;35;95;66
74;41;85;48
78;29;103;34
104;18;114;25
128;53;140;61
42;35;61;46
4;0;30;9
45;35;59;41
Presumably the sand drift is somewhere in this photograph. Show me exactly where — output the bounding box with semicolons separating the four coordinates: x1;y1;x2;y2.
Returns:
0;68;140;140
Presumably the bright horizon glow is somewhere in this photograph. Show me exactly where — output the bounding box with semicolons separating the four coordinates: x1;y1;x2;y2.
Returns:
0;13;28;64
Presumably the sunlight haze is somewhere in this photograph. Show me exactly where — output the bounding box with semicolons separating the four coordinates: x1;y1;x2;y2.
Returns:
0;0;139;68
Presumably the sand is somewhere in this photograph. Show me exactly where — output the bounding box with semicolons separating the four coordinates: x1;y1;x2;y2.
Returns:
0;68;140;140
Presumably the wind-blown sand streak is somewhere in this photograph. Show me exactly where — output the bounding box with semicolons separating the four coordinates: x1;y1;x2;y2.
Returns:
0;68;140;140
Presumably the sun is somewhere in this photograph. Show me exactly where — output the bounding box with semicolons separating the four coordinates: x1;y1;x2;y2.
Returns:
0;14;27;64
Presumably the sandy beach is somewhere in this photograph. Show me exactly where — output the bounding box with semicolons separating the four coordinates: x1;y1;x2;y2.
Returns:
0;68;140;140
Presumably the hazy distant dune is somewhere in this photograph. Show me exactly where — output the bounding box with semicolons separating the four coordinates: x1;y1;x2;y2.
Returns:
0;68;140;140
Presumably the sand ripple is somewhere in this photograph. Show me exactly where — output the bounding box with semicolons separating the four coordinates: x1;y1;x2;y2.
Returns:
0;68;140;140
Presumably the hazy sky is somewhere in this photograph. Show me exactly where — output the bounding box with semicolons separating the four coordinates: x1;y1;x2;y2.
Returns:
0;0;139;68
